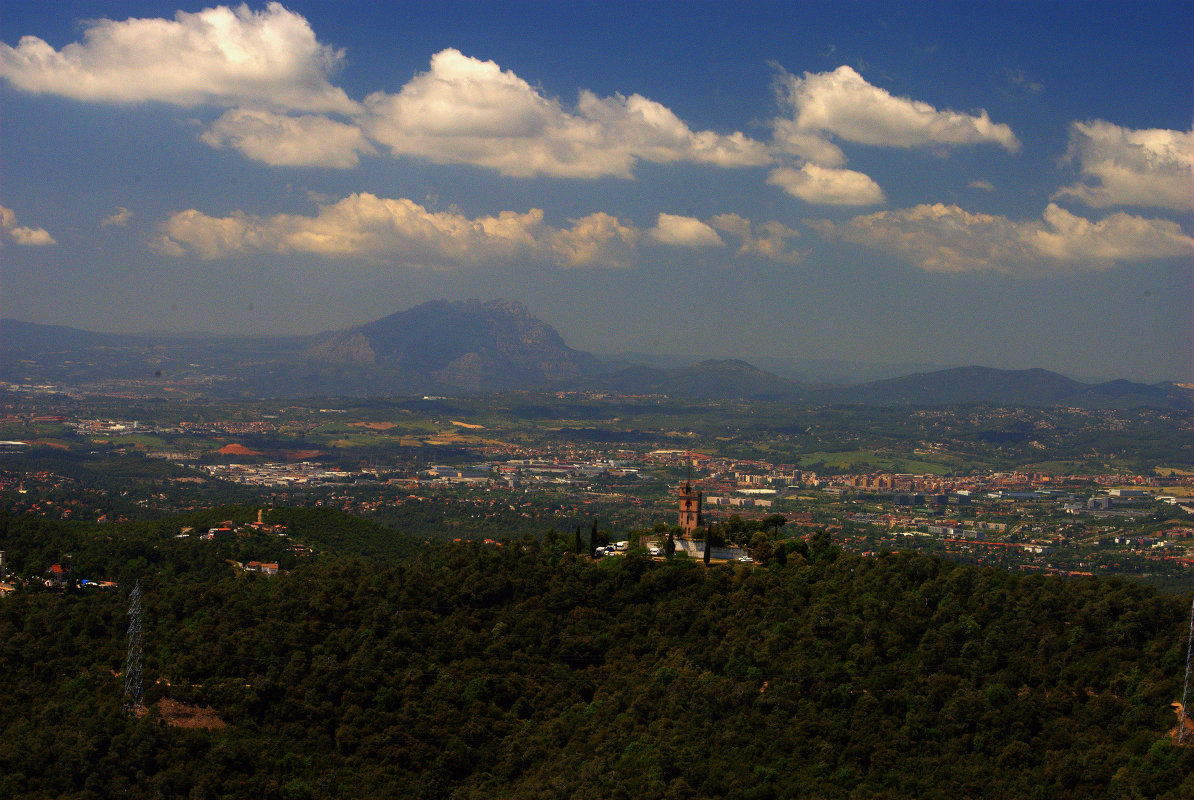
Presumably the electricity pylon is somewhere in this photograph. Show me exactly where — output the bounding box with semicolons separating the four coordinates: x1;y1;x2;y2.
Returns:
1178;590;1194;744
122;580;144;715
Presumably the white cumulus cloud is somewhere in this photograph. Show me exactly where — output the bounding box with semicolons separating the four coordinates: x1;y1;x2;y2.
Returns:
101;207;132;227
767;164;885;206
811;202;1193;273
202;107;375;168
546;213;640;269
1052;120;1193;210
648;214;724;247
1;3;356;113
154;193;641;269
812;204;1033;272
1028;203;1194;262
710;213;805;263
768;122;846;168
1;205;56;246
361;48;769;178
766;65;1017;206
775;65;1020;153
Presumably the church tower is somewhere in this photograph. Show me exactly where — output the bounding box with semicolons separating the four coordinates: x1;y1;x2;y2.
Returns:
677;481;703;533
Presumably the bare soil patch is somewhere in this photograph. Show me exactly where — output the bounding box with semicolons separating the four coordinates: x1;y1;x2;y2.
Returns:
156;698;227;729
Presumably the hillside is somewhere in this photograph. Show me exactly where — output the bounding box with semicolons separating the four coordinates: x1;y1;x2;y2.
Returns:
818;366;1192;409
826;366;1083;405
581;358;798;400
1;522;1192;799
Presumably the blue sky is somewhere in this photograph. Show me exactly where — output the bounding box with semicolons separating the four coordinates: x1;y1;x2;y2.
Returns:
2;1;1191;381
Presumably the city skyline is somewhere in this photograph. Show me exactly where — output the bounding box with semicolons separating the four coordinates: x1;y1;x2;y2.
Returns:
1;0;1191;382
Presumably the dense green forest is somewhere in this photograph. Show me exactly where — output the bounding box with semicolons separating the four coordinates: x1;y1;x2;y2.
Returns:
0;508;421;585
2;513;1193;799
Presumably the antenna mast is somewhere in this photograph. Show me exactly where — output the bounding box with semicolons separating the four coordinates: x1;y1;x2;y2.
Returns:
123;580;144;715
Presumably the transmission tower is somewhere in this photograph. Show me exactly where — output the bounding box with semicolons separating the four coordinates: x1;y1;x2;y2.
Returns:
1179;592;1194;744
122;580;144;715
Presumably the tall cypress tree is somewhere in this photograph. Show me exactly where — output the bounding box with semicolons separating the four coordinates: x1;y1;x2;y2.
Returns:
703;525;711;565
574;525;584;554
589;519;598;558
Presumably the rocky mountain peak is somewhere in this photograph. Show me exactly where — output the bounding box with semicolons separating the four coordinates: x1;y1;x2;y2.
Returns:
305;299;596;390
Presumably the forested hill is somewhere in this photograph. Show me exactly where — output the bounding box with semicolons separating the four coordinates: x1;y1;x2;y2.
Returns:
0;507;422;586
2;532;1192;799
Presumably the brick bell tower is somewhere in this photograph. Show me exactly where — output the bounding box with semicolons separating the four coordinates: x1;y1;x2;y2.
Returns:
677;480;703;533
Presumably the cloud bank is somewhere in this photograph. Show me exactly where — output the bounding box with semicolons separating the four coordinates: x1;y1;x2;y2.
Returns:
155;195;813;269
3;4;770;178
7;5;1184;280
155;193;642;268
812;203;1193;274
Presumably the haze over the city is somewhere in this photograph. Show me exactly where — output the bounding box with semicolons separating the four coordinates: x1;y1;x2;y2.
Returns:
2;0;1191;382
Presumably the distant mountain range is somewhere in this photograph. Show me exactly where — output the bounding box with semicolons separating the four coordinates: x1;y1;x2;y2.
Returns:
2;302;1190;409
